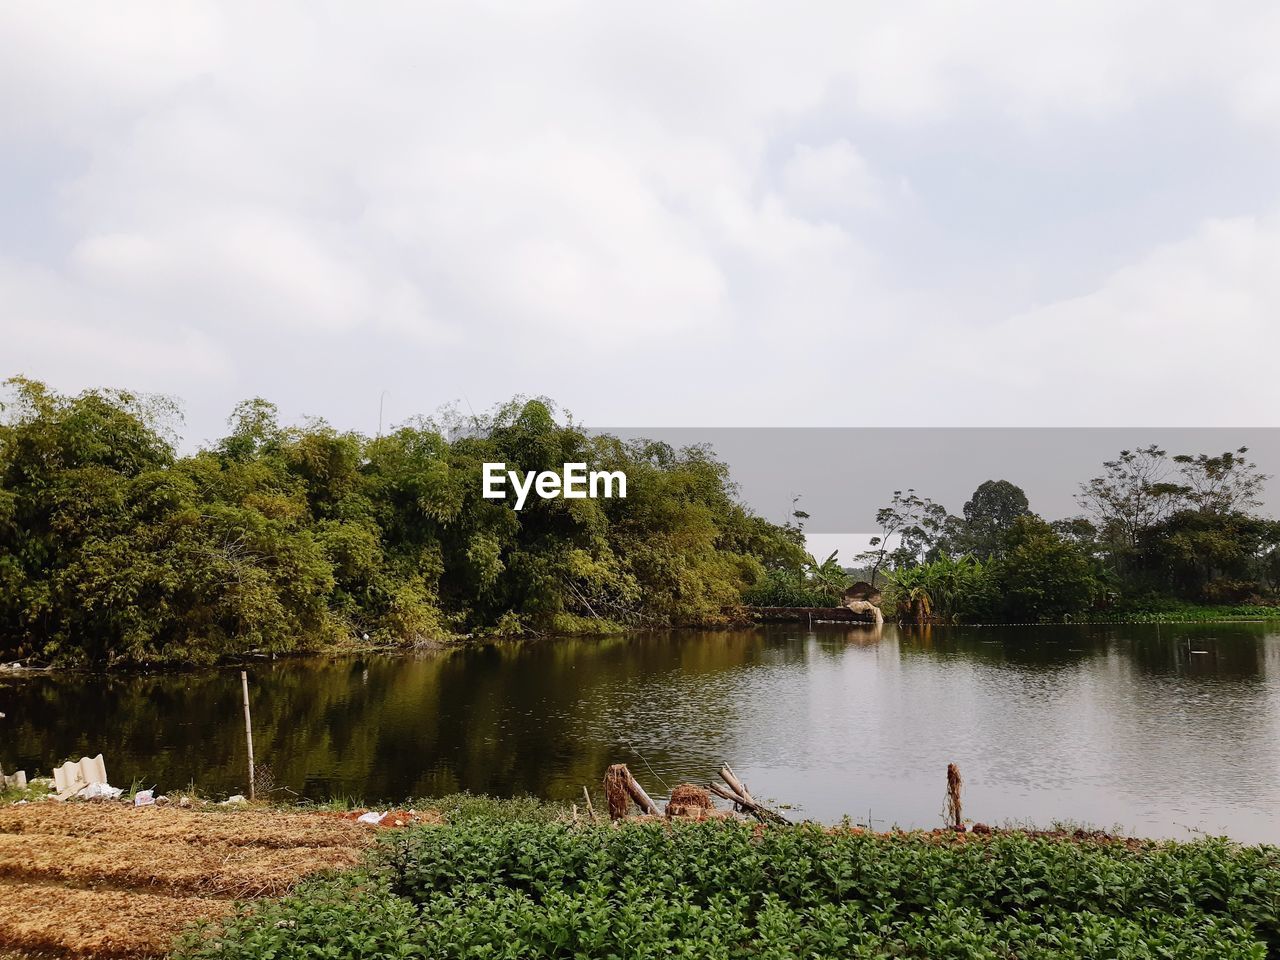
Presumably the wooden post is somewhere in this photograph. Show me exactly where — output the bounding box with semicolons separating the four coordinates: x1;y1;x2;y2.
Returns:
241;671;255;801
582;785;596;822
946;763;962;830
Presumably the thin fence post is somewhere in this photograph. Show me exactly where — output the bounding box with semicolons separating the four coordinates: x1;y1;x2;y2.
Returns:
241;670;255;801
946;762;962;830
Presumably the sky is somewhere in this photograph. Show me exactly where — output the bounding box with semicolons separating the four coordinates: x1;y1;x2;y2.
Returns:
4;1;1280;454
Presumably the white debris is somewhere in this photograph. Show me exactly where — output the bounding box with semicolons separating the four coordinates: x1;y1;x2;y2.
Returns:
356;811;384;825
134;789;155;806
53;754;110;799
80;782;123;800
221;794;248;806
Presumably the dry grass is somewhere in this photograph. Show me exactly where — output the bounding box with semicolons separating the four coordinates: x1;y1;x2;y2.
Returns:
0;880;226;959
0;803;381;958
0;803;374;850
665;784;717;820
0;833;364;898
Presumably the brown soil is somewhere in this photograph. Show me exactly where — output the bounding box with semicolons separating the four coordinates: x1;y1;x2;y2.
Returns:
0;803;404;958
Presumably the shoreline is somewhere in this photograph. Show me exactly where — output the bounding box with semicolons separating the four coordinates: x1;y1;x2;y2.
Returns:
5;610;1280;675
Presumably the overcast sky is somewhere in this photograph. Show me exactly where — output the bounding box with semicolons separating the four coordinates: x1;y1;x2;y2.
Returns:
4;2;1280;448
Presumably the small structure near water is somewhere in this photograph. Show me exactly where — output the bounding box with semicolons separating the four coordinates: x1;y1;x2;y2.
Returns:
743;581;885;626
842;581;882;606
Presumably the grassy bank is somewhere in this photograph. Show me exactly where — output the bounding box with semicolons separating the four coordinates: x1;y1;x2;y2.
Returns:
177;807;1280;960
1084;602;1280;624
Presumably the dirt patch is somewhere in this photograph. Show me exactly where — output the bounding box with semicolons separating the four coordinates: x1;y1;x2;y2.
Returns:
0;803;387;958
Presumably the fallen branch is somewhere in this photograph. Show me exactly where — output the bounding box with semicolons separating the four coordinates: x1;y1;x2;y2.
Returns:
710;764;791;825
623;768;660;815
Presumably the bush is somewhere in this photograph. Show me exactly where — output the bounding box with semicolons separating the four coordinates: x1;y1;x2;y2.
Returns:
989;516;1101;621
179;820;1280;959
741;568;835;607
421;791;569;824
1094;598;1280;623
885;554;996;623
0;381;804;666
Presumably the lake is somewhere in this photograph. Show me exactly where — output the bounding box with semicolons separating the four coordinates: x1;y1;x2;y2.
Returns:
3;622;1280;843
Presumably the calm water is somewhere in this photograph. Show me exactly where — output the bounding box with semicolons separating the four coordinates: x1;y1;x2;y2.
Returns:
4;623;1280;843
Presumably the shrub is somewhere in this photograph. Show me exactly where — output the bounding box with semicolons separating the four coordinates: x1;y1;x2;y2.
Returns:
885;553;997;623
741;568;835;607
179;820;1280;959
989;516;1101;621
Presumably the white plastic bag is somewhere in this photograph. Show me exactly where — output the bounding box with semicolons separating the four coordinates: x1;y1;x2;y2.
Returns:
80;782;123;800
356;811;384;825
134;789;155;806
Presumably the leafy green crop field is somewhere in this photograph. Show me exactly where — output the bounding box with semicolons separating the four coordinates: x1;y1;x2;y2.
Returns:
178;817;1280;959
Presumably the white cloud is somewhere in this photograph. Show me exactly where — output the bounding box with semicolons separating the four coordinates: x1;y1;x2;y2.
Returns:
0;2;222;140
971;215;1280;422
0;257;231;392
780;141;885;219
1;1;1280;439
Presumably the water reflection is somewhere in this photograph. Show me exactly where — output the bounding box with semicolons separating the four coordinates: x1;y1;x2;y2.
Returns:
3;623;1279;842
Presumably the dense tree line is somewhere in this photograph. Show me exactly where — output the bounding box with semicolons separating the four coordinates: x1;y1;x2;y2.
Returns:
859;447;1280;623
4;377;1277;660
0;379;804;666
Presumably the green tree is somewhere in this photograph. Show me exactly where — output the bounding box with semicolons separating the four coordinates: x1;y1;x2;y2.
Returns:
802;550;848;601
1135;509;1280;602
990;516;1100;621
958;479;1030;558
1077;445;1186;552
858;489;947;581
1172;447;1268;516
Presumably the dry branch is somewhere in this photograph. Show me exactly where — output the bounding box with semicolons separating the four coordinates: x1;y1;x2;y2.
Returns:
711;764;791;825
